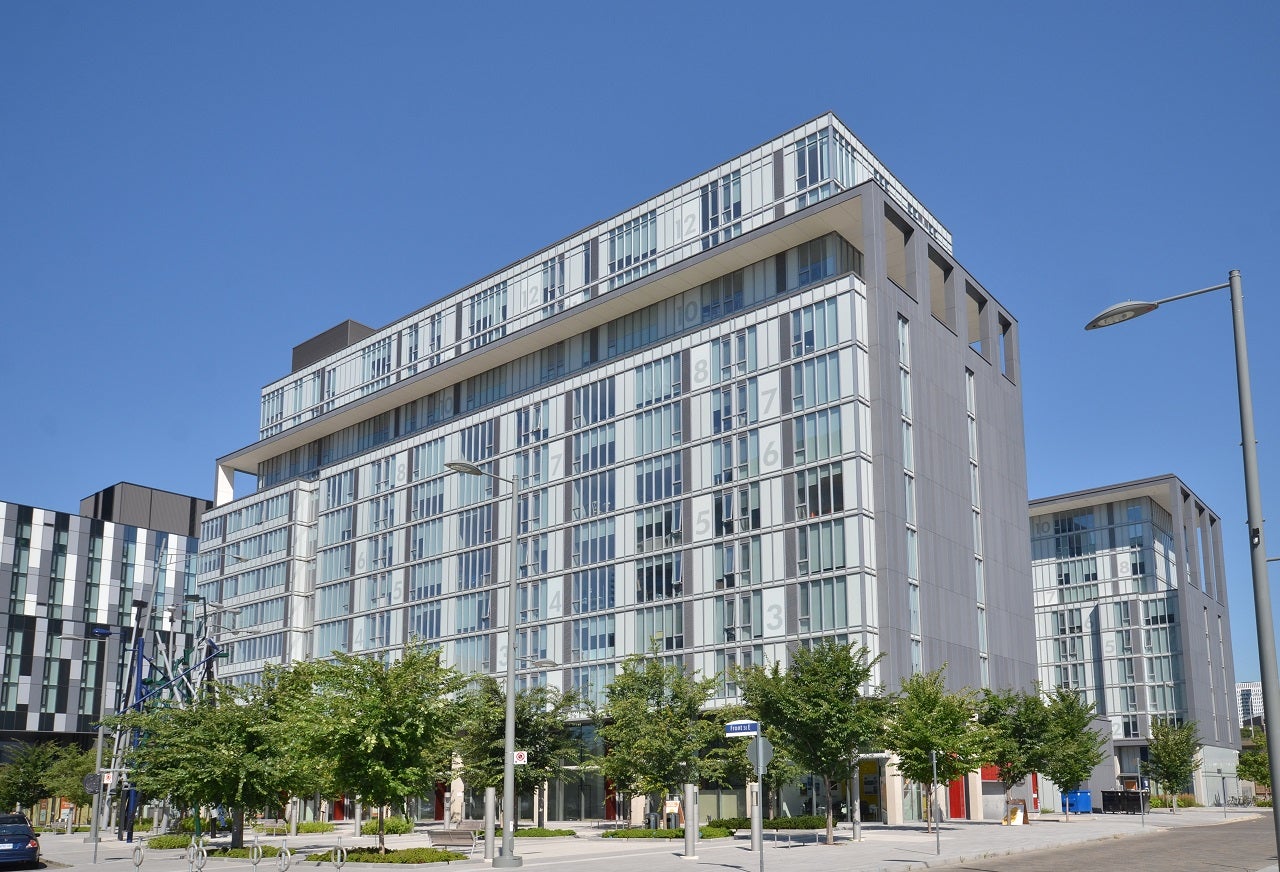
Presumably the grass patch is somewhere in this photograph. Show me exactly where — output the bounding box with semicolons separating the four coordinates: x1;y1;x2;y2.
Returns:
303;847;464;863
514;827;576;837
602;826;732;840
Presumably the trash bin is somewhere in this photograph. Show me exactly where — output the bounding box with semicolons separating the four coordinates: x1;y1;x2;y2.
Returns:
1065;790;1092;814
646;813;659;829
665;813;679;829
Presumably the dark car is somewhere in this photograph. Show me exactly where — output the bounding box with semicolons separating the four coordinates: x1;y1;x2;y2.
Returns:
0;821;39;868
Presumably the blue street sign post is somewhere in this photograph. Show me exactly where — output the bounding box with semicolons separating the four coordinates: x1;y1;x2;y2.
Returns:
726;720;766;872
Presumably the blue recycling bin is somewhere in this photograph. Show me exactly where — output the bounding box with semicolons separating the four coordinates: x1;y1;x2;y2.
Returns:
1065;790;1092;813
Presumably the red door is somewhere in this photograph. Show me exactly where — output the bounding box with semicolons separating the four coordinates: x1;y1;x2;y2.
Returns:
948;778;967;819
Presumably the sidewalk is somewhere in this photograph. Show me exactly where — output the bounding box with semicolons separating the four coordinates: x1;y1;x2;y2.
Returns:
37;807;1267;872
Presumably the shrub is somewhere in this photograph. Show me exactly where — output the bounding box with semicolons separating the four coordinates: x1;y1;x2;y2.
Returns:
146;835;198;850
361;816;414;836
602;826;731;839
298;821;336;833
302;847;464;863
514;827;576;837
1256;797;1273;808
1148;793;1201;809
208;846;282;858
709;815;830;830
177;818;218;834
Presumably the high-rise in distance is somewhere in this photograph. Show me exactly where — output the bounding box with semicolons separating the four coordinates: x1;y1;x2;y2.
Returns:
197;113;1035;823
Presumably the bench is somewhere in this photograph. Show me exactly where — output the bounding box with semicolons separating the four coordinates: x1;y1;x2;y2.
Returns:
254;819;288;835
428;827;478;857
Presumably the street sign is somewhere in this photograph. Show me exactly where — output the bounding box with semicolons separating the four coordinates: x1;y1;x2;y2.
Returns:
82;773;102;795
725;719;760;737
101;772;114;785
747;735;773;775
513;750;528;765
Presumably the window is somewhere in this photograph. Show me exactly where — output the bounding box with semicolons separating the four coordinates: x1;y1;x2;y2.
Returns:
541;254;566;316
635;502;682;553
407;602;441;640
410;478;444;520
520;446;548;488
715;591;762;643
713;431;759;485
571;615;616;661
572;424;616;473
458;506;493;547
636;604;684;651
458;548;492;589
320;507;354;546
1055;609;1083;636
800;577;847;633
519;534;548;578
636;553;682;602
794;463;845;518
793;131;830;207
570;664;615;710
712;328;757;382
517;401;550;446
714;537;761;589
408;560;443;600
572;567;615;614
408;519;443;561
410;439;444;481
457;592;491;633
572;517;615;566
607;210;657;289
792;352;841;411
711;379;758;434
361;338;393;393
324;471;356;510
715;483;760;536
793;409;842;465
634;402;682;455
572;378;615;427
454;634;490;674
796;519;846;576
701;271;745;321
469;281;508;349
790;299;840;357
316;582;351;620
572;470;615;519
367;532;395;569
519;488;547;533
700;170;742;249
369;494;395;531
517;580;546;624
635;354;682;407
635;452;683;503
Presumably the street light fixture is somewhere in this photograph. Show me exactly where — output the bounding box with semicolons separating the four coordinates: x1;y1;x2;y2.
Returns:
446;458;523;868
1085;269;1280;856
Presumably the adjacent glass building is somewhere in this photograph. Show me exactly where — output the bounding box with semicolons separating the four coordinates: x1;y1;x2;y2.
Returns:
199;113;1036;823
1030;475;1239;803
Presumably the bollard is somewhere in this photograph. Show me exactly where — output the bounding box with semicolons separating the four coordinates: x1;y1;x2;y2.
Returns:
276;839;292;872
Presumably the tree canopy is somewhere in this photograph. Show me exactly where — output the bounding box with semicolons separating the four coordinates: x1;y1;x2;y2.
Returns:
738;641;885;844
1144;718;1201;812
1037;688;1106;819
1238;728;1269;790
0;742;61;814
597;651;718;803
882;668;990;831
977;687;1050;799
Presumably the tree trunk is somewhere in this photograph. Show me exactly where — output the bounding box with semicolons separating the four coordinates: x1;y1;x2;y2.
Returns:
378;812;386;854
823;775;834;845
230;808;245;849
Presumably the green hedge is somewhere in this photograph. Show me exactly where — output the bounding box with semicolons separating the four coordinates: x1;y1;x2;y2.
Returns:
1148;793;1201;808
146;835;198;849
513;827;576;837
208;846;282;858
361;817;415;836
303;848;464;863
602;826;732;839
298;821;336;833
1257;797;1273;808
709;815;829;831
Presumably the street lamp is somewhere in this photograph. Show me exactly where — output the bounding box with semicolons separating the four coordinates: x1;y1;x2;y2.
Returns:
1086;269;1280;856
445;459;522;867
59;626;114;864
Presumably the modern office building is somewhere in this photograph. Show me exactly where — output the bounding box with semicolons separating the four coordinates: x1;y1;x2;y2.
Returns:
198;112;1035;822
1238;680;1264;728
1;483;209;758
1030;475;1239;803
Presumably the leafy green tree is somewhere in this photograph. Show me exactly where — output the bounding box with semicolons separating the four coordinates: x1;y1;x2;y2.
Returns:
738;641;885;844
45;743;98;810
0;742;60;815
597;650;718;819
113;678;308;848
455;677;586;820
296;646;466;852
978;687;1050;804
1144;718;1201;813
1238;729;1269;791
882;668;990;832
1038;688;1106;820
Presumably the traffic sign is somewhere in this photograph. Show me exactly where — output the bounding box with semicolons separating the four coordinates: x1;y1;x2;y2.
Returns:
101;772;114;785
82;773;102;795
725;719;760;737
513;750;528;765
747;735;773;775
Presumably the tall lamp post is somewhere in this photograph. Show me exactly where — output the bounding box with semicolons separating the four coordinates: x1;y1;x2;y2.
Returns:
60;626;115;865
1086;269;1280;856
445;459;522;868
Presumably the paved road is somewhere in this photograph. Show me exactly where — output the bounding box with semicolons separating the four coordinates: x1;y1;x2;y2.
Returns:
948;814;1276;872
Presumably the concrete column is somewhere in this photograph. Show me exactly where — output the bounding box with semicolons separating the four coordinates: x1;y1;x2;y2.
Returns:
966;771;983;821
884;757;905;825
629;795;647;827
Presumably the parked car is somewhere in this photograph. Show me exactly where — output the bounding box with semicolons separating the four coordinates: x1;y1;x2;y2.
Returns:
0;820;40;868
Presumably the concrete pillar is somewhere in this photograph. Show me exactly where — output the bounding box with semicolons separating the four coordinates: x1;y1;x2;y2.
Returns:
966;771;983;821
884;757;905;825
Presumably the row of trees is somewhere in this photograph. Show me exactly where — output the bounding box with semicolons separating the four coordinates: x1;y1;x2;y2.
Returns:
598;642;1106;844
24;641;1116;851
0;742;97;818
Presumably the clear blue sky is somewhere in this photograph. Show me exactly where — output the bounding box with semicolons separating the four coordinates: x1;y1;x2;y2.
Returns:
3;2;1278;680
